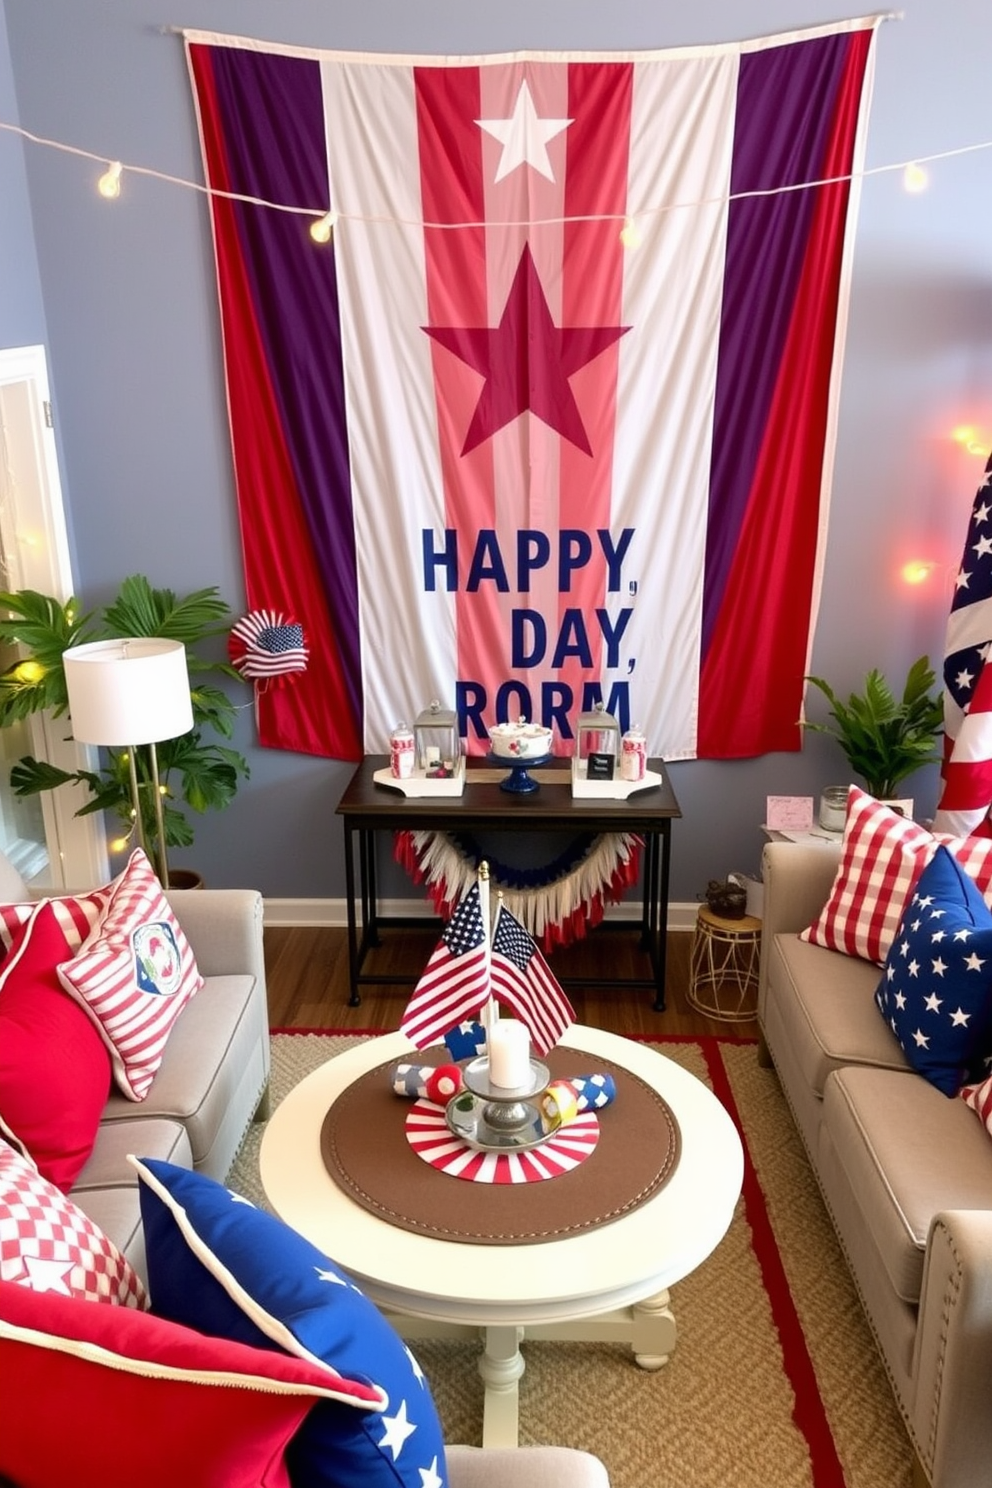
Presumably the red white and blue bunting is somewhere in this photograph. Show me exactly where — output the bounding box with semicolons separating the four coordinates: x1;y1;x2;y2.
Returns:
394;828;642;951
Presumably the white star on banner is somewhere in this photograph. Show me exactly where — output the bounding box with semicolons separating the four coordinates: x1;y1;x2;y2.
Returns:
477;82;572;183
378;1399;417;1459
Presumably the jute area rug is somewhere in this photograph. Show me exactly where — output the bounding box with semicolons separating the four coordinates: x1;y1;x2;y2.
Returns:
227;1033;914;1488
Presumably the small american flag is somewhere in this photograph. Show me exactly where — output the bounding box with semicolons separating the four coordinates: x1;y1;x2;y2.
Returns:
230;609;309;681
933;454;992;836
400;883;490;1049
490;900;574;1056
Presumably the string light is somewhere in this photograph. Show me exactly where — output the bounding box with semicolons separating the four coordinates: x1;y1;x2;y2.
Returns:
309;209;337;244
619;216;642;249
97;160;123;199
1;117;990;238
902;161;928;194
902;560;937;585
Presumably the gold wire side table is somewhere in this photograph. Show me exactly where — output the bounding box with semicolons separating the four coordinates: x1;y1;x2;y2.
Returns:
687;906;762;1022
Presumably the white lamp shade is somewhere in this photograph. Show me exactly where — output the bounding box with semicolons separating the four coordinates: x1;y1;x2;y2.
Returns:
62;638;194;746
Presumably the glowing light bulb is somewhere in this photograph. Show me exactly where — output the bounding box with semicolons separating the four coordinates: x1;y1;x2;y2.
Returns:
309;210;337;244
110;836;130;854
619;216;642;249
903;161;928;194
902;560;936;585
14;660;44;684
98;161;123;199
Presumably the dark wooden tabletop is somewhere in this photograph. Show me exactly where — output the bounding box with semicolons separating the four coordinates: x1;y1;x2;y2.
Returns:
335;755;681;833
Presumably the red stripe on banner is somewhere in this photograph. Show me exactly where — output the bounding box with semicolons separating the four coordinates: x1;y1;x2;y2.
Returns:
560;63;633;716
697;30;871;758
189;46;362;761
416;66;502;738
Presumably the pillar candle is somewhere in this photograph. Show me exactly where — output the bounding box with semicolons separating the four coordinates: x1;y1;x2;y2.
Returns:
487;1017;531;1089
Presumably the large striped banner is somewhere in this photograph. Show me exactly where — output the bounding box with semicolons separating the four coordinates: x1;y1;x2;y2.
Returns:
185;20;880;762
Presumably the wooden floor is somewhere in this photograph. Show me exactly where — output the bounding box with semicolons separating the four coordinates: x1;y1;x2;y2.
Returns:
263;923;759;1040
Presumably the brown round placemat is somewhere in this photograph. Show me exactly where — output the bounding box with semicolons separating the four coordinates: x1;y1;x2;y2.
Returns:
320;1047;680;1244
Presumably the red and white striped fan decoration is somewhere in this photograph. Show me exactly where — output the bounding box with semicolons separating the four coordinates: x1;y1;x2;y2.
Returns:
229;609;309;691
404;1100;600;1184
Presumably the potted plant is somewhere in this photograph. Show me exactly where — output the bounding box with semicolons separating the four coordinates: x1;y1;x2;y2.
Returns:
802;654;944;803
0;575;249;880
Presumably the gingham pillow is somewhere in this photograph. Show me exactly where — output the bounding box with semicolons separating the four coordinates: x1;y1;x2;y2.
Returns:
800;786;992;965
0;883;113;957
57;848;203;1101
0;1135;146;1305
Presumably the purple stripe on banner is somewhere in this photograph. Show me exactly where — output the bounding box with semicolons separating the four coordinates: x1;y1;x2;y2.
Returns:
208;47;362;722
702;32;854;657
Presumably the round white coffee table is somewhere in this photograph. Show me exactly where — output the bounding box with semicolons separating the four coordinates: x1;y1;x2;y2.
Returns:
260;1024;743;1446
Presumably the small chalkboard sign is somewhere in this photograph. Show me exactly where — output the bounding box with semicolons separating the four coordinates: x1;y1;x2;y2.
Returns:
587;751;615;780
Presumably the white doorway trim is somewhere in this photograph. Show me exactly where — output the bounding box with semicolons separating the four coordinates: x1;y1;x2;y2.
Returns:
0;344;108;889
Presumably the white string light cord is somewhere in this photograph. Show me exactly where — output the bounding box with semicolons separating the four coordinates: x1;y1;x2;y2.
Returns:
0;117;988;241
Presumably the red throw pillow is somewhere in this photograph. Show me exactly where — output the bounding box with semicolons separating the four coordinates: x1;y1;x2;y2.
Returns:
0;902;111;1190
0;1280;383;1488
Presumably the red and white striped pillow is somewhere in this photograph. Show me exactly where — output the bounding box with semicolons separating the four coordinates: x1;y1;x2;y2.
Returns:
800;786;992;965
0;1134;146;1305
57;848;203;1101
0;883;113;957
961;1073;992;1137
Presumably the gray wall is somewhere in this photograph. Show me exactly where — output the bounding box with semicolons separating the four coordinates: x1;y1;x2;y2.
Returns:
0;4;45;346
2;1;991;904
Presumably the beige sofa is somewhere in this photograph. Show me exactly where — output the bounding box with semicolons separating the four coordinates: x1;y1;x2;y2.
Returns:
758;840;992;1488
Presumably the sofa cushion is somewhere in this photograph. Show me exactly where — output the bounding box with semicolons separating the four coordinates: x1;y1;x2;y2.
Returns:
57;848;203;1101
70;1117;193;1285
0;901;112;1190
801;786;992;965
101;972;264;1178
766;931;909;1099
821;1065;992;1304
0;1279;382;1488
134;1157;448;1488
0;1136;146;1306
874;845;992;1095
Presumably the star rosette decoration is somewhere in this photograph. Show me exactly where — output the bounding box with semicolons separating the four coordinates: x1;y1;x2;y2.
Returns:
229;608;309;692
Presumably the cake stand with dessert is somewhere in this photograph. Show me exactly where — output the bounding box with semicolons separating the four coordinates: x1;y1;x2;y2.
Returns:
487;719;554;793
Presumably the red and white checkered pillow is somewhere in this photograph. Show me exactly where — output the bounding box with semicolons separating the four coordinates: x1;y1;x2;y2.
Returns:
0;883;113;957
57;848;203;1101
800;786;992;965
0;1135;146;1306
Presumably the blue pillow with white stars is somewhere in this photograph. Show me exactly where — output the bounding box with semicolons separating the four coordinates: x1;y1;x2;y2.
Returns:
874;845;992;1096
132;1157;447;1488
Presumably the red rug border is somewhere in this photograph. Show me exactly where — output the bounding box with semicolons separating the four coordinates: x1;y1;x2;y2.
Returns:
267;1026;845;1484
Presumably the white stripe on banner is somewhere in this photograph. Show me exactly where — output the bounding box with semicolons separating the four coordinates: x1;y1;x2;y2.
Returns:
611;56;737;759
321;62;456;749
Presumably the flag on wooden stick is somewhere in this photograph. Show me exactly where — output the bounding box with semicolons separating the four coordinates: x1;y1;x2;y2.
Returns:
933;452;992;837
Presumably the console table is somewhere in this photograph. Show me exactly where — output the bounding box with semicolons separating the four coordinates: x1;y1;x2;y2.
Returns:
335;755;681;1010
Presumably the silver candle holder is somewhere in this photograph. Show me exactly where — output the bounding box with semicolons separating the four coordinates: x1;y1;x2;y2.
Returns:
445;1055;553;1152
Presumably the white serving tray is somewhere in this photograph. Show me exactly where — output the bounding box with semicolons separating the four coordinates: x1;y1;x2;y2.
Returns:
570;758;663;798
373;757;467;797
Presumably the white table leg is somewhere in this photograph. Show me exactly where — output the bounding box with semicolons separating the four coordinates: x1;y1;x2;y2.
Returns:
631;1288;676;1370
478;1324;525;1447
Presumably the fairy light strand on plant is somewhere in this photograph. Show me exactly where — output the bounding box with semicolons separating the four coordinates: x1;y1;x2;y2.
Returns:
0;117;987;240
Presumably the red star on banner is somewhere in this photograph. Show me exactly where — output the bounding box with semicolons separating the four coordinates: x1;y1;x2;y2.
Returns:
424;244;630;456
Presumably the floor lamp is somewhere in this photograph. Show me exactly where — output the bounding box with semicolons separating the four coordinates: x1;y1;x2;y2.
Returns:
62;638;194;886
